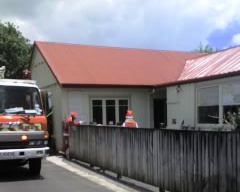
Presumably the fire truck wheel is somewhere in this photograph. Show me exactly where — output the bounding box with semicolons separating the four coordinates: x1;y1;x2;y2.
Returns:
29;158;42;175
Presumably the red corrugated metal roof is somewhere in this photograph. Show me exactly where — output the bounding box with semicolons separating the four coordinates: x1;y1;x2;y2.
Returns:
34;41;204;87
179;46;240;82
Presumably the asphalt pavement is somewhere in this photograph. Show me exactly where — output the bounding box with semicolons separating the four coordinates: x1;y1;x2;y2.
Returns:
0;156;159;192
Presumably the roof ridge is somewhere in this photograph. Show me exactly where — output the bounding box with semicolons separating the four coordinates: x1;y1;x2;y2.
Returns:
34;40;199;53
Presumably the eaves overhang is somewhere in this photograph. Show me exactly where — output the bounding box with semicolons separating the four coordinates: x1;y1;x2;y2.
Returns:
61;83;153;89
154;71;240;88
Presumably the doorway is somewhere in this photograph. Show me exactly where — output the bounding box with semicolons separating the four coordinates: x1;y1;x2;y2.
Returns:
153;99;167;128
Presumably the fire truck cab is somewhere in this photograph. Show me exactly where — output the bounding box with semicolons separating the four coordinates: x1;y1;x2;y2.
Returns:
0;66;49;175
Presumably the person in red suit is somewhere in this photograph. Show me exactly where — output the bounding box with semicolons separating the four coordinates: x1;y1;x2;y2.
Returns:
59;112;79;157
122;110;138;128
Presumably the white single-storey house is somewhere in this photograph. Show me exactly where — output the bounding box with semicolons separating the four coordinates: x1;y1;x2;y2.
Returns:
29;41;240;150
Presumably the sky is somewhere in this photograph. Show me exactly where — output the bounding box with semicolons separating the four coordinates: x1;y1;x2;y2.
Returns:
0;0;240;52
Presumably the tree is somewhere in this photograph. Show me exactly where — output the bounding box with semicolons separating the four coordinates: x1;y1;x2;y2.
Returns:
194;42;217;53
0;21;32;79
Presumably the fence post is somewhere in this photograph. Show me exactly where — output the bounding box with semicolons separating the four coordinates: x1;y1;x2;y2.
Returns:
117;173;122;179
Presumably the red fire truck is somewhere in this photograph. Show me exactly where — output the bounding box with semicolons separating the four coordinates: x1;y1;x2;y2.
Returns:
0;66;49;175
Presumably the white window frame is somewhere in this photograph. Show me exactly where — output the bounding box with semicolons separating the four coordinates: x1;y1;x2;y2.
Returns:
90;98;129;125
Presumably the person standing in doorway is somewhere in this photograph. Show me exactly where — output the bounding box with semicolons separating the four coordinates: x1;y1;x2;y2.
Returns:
122;110;138;128
59;111;79;157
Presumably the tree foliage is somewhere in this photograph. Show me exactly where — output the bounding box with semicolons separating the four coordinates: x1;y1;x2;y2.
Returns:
194;42;217;53
0;21;32;79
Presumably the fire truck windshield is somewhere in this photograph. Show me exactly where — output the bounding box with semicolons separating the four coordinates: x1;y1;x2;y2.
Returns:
0;85;43;115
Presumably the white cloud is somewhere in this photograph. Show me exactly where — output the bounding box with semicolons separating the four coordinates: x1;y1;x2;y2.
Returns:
232;34;240;45
0;0;240;51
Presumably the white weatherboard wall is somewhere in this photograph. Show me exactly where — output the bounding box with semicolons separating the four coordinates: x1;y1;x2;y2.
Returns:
167;84;195;128
30;49;57;88
61;88;150;128
62;90;89;123
31;49;63;150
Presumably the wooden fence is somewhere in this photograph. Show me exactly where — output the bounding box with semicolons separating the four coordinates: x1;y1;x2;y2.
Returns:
69;125;240;192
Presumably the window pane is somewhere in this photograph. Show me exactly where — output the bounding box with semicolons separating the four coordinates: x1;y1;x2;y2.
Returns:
92;100;102;124
222;84;240;124
223;105;240;124
106;100;115;105
198;106;219;123
198;87;219;106
223;84;240;105
118;99;128;124
1;86;42;114
92;100;102;105
119;106;128;124
106;100;115;124
119;100;128;105
197;86;219;124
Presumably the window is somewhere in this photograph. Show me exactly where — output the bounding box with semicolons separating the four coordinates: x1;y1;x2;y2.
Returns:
197;86;219;124
91;99;129;125
222;84;240;123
